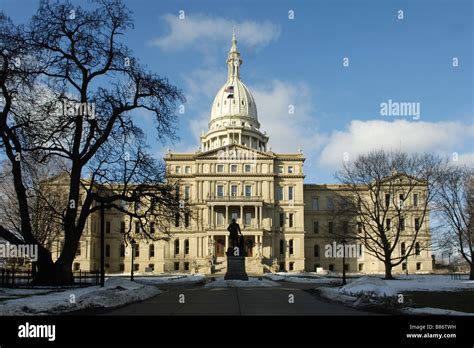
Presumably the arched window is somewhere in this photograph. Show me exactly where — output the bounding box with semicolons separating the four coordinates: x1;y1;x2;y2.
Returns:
149;244;155;258
415;242;420;256
174;240;180;256
314;244;320;258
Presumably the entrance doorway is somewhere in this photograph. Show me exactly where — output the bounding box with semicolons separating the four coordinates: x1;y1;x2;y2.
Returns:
215;237;225;257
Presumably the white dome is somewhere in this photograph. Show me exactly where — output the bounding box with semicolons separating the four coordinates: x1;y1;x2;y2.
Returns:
210;78;258;121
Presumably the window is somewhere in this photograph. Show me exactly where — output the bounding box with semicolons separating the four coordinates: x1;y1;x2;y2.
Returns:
279;263;285;271
416;263;422;271
74;263;80;271
184;262;190;271
288;186;294;201
314;244;320;258
312;197;319;210
357;222;363;234
279;240;284;255
106;221;111;234
184;186;190;200
244;212;252;225
245;185;252;197
343;221;349;234
415;218;420;231
385;194;390;207
344;264;349;272
415;242;421;256
119;264;125;272
288;166;294;174
134;264;139;272
184;212;189;228
327;197;334;210
402;263;407;271
185;239;190;255
150;222;155;235
76;245;81;256
328;221;334;234
120;244;125;257
134;244;140;257
105;245;110;257
289;262;294;271
329;264;335;272
120;221;125;234
231;212;238;221
174;262;180;271
185;166;191;174
148;264;155;272
278;165;284;174
413;193;418;207
175;213;180;227
277;187;283;200
149;244;155;258
289;213;294;228
217;211;224;225
289;240;294;255
175;166;181;174
244;164;252;173
401;242;406;256
135;221;140;234
217;164;224;173
399;194;404;208
386;219;391;230
313;221;319;233
228;184;237;197
216;185;224;197
358;264;364;272
400;218;405;231
231;164;238;173
279;213;285;227
174;240;180;255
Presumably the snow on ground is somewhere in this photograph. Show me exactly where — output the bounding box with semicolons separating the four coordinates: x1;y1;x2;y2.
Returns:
383;275;474;292
0;277;160;315
264;272;339;284
402;307;474;316
134;274;206;285
339;277;397;297
205;277;280;288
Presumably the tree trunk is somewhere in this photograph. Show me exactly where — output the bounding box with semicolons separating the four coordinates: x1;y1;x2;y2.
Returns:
32;246;74;285
384;261;394;280
470;263;474;280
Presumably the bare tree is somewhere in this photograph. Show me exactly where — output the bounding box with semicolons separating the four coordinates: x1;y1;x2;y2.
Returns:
0;0;185;284
435;165;473;279
335;151;443;279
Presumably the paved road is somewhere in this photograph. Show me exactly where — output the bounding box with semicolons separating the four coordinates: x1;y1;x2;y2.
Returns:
80;280;379;316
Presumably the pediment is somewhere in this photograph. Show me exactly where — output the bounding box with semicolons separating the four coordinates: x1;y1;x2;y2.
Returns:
195;144;275;160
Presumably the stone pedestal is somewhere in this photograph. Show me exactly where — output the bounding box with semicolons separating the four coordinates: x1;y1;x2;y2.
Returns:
224;256;248;280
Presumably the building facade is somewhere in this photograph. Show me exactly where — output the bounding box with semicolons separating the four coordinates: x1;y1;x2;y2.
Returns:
66;35;432;275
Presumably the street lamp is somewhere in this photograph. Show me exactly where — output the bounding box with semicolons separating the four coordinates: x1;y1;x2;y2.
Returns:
341;239;347;285
130;238;136;281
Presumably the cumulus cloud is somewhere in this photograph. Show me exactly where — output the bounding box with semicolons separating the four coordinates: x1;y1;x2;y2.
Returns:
151;14;280;50
319;119;474;168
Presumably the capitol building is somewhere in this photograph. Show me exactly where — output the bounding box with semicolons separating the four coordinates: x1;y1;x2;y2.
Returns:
66;35;433;276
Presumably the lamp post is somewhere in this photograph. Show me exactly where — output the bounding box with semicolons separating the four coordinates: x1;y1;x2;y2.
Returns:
341;239;347;286
130;238;136;281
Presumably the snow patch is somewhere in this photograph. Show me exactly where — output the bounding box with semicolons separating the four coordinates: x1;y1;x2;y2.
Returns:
339;277;397;297
205;277;280;288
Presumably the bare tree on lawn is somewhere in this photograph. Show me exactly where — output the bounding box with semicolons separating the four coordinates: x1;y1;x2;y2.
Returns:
0;0;185;285
334;150;443;279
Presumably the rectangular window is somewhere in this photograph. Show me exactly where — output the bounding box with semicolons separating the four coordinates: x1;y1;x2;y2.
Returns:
135;221;140;233
119;264;125;272
134;264;139;272
279;213;285;228
120;221;125;234
135;244;140;257
76;245;81;256
150;222;155;234
184;212;190;228
386;219;391;230
231;185;238;196
278;165;284;174
413;193;418;207
148;264;155;271
175;213;180;227
312;197;319;210
289;240;294;255
149;245;155;258
415;218;420;231
174;262;180;271
279;240;284;255
328;221;334;234
217;211;224;225
399;194;404;208
184;262;190;271
358;264;364;272
416;262;422;271
230;164;238;173
277;186;283;200
106;221;111;234
217;164;224;173
244;212;252;225
184;186;190;200
175;166;181;174
329;264;334;272
289;213;294;228
400;218;405;231
244;164;252;173
288;187;294;201
313;221;319;233
231;212;238;221
185;240;190;255
185;166;191;174
402;263;407;271
327;197;334;210
289;262;294;271
216;185;224;197
245;185;252;197
385;194;390;208
288;166;294;174
357;222;363;233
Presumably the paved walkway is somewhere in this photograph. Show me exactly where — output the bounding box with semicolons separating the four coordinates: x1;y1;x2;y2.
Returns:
78;279;379;316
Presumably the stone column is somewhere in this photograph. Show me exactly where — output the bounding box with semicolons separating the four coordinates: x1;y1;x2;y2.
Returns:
240;205;244;225
259;206;262;227
254;205;258;228
225;205;229;225
210;206;214;228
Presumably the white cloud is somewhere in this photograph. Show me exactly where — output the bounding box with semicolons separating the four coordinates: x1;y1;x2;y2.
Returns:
319;119;474;168
151;14;280;51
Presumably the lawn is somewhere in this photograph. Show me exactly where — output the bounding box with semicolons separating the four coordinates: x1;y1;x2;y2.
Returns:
404;290;474;313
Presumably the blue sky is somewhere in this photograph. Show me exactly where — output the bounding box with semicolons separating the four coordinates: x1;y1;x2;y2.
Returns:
1;0;472;183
